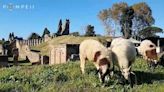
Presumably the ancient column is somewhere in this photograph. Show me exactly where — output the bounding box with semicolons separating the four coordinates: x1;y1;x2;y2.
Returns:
33;39;36;46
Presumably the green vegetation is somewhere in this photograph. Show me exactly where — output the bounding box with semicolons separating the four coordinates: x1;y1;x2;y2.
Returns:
28;33;41;40
0;40;3;44
42;28;50;38
139;26;163;39
85;25;96;37
0;57;164;92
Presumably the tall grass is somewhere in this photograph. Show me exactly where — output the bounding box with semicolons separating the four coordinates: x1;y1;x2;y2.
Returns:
0;58;164;92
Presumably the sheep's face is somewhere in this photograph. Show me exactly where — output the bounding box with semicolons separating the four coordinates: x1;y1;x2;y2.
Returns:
99;57;109;70
121;67;131;80
146;49;157;60
94;51;113;83
146;49;158;65
98;57;112;83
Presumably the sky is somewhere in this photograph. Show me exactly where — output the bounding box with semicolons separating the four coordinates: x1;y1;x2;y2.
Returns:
0;0;164;40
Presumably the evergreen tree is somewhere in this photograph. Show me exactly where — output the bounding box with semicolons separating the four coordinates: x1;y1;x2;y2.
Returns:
28;33;41;40
85;25;96;36
120;7;134;38
42;28;50;38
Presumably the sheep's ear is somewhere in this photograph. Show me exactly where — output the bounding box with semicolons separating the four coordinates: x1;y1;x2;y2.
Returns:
128;66;131;71
94;51;101;62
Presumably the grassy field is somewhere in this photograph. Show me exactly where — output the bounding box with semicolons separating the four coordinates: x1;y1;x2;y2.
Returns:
0;57;164;92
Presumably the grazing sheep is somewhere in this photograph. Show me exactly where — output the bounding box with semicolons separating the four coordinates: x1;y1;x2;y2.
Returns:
79;39;113;83
137;40;158;67
110;37;137;87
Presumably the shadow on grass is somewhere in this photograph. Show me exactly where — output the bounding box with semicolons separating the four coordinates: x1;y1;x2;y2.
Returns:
134;71;164;85
8;59;30;63
8;59;31;67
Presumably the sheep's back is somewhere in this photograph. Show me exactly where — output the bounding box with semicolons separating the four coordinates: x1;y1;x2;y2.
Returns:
80;39;107;61
111;38;136;67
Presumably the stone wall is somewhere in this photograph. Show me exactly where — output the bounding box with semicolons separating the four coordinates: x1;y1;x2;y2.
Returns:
49;44;67;65
17;36;53;47
16;40;41;64
49;44;79;65
26;51;41;64
18;39;45;47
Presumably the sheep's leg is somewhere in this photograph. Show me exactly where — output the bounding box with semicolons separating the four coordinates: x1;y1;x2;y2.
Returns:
93;63;100;74
146;59;155;71
80;56;86;74
93;63;103;82
146;60;151;68
109;66;114;78
98;69;105;84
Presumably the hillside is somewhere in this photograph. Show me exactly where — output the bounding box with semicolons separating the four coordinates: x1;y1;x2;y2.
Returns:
31;35;112;56
0;58;164;92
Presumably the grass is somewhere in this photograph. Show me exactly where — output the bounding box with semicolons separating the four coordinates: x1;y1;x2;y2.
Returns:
0;57;164;92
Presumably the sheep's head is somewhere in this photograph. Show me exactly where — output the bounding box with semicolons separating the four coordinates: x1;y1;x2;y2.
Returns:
146;49;158;64
121;66;131;80
121;66;137;88
94;51;113;83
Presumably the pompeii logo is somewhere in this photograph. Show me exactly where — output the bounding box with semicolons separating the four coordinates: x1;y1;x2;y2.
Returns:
1;2;35;11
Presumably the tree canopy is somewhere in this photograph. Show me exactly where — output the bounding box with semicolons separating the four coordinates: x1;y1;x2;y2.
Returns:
28;33;41;40
42;28;50;38
120;7;134;38
98;2;155;38
139;26;163;39
85;25;96;36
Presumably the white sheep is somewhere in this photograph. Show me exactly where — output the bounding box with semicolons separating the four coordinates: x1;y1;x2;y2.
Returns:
79;39;113;83
110;37;137;87
137;40;158;67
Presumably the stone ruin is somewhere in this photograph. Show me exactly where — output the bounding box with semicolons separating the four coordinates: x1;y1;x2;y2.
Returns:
7;19;71;47
44;34;51;42
15;40;50;65
49;43;79;65
0;19;72;67
16;40;41;64
0;43;8;67
17;39;45;47
0;32;51;66
8;32;51;47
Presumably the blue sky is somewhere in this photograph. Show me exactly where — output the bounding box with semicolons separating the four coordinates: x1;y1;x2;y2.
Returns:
0;0;163;40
